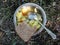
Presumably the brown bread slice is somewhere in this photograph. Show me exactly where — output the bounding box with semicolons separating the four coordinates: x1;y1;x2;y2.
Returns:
15;22;37;42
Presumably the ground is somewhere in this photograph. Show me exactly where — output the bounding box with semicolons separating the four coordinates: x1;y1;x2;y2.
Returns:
0;0;60;45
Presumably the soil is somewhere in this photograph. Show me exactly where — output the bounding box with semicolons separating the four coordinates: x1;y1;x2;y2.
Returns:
0;0;60;45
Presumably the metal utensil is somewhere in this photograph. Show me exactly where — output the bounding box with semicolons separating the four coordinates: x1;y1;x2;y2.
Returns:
28;14;56;39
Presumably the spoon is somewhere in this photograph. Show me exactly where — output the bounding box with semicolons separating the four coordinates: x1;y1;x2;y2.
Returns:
28;14;57;39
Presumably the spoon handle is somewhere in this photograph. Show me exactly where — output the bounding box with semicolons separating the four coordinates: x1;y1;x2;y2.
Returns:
29;14;56;39
39;21;57;39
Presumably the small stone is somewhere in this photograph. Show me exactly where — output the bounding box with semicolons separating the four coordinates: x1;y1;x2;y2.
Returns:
53;2;56;6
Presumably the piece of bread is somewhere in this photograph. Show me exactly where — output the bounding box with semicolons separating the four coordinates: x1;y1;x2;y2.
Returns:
15;21;37;42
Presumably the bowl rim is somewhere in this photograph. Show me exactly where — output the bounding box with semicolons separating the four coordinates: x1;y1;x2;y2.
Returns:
13;3;47;36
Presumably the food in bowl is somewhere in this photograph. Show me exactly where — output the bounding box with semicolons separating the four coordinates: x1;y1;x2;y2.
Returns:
16;6;43;31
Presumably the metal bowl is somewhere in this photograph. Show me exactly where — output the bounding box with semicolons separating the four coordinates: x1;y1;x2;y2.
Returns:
14;3;47;36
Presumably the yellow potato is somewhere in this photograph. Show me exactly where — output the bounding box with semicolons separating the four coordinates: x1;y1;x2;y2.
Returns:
32;21;40;29
32;21;38;27
36;24;40;29
22;6;32;16
16;12;22;19
37;14;42;21
29;20;35;26
16;12;22;21
16;12;26;22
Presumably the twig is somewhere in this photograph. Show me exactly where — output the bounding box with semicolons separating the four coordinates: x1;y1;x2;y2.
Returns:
0;14;11;25
0;28;15;33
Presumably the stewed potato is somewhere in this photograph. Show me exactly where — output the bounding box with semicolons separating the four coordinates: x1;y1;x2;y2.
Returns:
16;6;42;30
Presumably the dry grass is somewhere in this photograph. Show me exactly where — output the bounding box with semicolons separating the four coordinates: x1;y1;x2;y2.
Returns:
0;0;60;45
